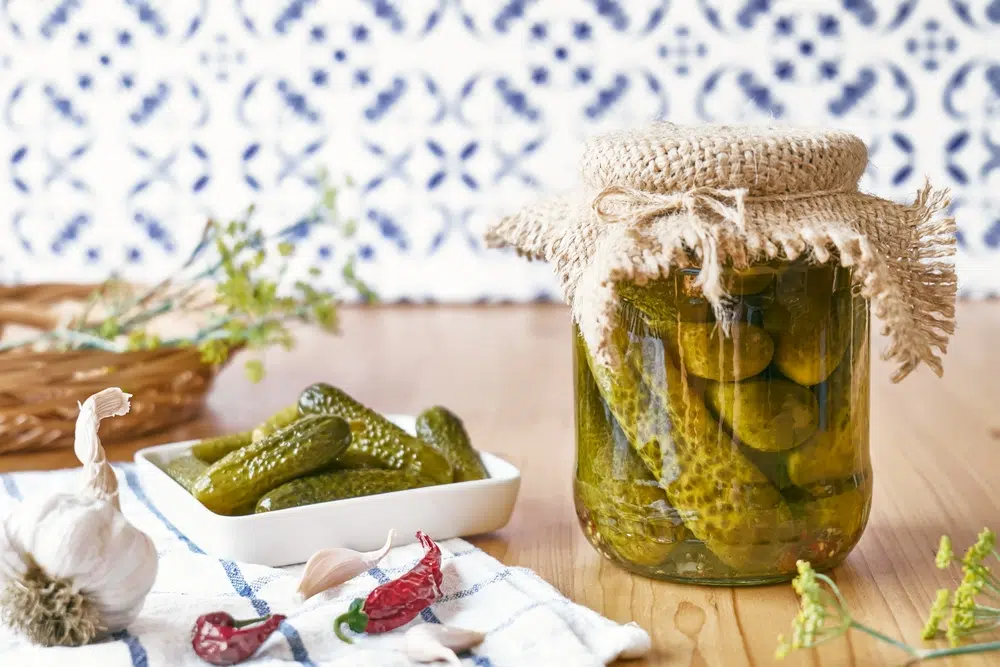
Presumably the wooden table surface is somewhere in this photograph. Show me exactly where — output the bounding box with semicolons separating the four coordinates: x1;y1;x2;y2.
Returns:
2;303;998;666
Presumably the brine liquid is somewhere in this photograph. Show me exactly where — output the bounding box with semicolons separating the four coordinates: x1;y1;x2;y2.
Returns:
573;262;871;585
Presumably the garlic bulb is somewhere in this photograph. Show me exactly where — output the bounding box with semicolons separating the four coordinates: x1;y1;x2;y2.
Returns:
0;388;158;646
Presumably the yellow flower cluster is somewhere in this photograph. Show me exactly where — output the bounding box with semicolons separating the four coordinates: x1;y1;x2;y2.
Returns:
923;529;1000;647
780;530;1000;662
775;561;850;659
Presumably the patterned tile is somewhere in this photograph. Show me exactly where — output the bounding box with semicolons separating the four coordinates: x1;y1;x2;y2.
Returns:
0;1;997;298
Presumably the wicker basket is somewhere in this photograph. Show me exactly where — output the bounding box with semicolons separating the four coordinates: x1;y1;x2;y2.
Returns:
0;283;225;454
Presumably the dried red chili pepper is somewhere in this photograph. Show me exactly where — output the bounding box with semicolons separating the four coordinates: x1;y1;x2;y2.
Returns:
191;611;287;665
334;531;443;643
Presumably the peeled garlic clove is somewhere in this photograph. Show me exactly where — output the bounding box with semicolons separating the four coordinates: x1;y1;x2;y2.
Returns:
297;529;395;600
404;625;486;665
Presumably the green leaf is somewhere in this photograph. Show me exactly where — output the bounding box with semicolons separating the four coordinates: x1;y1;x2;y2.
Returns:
99;318;120;340
199;339;231;366
278;242;295;257
244;359;264;383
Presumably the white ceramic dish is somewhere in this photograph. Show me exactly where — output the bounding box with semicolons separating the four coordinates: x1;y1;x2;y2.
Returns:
133;414;520;567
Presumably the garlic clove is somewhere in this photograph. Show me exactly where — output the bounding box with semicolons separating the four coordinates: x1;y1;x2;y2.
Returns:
297;529;395;600
403;624;486;665
74;387;132;505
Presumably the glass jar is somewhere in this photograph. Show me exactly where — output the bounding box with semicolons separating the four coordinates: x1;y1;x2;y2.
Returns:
572;260;871;585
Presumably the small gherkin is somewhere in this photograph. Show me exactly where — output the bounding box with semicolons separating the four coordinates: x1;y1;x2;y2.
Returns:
256;469;434;512
618;267;777;319
163;454;209;493
415;406;489;482
298;383;454;484
763;267;854;386
574;333;686;567
787;319;871;487
675;321;774;382
705;378;819;453
192;414;353;515
582;310;792;570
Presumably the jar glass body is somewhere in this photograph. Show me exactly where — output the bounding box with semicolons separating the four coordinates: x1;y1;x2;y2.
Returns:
572;261;871;585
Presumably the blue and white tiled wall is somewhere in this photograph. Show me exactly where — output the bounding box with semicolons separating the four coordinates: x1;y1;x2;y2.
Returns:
1;1;998;300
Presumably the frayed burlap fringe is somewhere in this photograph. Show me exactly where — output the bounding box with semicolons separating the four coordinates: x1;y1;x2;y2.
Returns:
485;179;957;383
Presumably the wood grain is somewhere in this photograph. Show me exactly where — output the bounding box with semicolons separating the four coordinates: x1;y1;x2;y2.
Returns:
2;303;998;666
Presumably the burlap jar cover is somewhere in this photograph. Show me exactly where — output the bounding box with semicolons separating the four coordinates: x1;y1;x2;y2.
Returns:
485;123;957;382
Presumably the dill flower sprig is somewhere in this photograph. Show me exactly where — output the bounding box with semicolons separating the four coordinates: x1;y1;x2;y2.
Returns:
775;561;850;658
0;169;373;382
778;531;1000;665
776;560;917;660
922;529;1000;647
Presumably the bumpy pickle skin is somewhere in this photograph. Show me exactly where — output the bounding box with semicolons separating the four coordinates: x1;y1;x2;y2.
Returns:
191;431;253;464
164;455;209;493
255;468;434;513
574;333;684;567
582;307;793;572
763;267;853;387
192;414;352;515
298;383;454;484
618;276;711;323
252;404;299;442
651;341;794;569
787;300;871;487
619;268;776;317
415;406;489;482
705;378;819;452
676;322;774;382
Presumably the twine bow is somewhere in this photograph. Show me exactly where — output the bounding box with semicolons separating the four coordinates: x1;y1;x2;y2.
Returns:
592;185;750;228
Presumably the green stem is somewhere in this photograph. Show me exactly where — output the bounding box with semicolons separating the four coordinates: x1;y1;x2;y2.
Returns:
917;640;1000;662
0;329;122;352
982;573;1000;597
333;616;355;644
961;620;1000;636
230;615;271;629
849;621;922;657
114;300;174;332
849;622;1000;664
333;599;369;644
70;285;107;331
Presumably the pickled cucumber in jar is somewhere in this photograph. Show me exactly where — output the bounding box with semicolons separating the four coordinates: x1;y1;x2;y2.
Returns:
706;378;819;452
579;311;793;572
787;301;871;487
764;266;853;387
574;334;685;567
675;322;774;382
573;258;871;583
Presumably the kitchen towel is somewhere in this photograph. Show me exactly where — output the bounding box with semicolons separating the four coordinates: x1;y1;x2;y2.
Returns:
0;464;650;667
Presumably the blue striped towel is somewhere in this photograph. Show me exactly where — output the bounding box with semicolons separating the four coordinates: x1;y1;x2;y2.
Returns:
0;465;650;666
